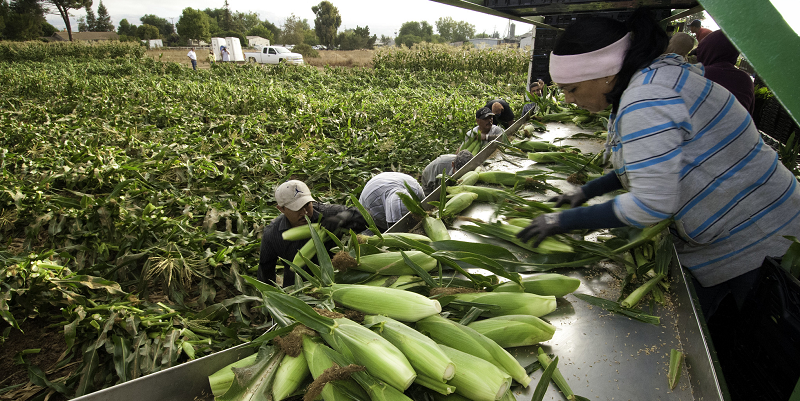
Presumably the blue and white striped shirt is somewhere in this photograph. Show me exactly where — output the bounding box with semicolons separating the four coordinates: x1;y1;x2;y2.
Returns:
607;55;800;286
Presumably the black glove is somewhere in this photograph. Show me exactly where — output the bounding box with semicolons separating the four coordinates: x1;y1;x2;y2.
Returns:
321;210;366;233
548;188;588;209
515;213;566;248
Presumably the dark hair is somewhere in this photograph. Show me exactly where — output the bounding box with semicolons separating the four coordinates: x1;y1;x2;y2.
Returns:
553;8;669;113
454;150;473;170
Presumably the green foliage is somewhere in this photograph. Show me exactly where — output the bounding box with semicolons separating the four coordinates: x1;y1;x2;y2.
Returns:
373;42;529;75
396;20;435;48
0;40;144;61
435;16;475;43
312;0;340;48
293;43;318;58
140;13;174;37
94;0;113;32
280;13;310;45
336;25;376;50
216;30;247;47
137;23;160;40
247;23;274;42
176;7;210;41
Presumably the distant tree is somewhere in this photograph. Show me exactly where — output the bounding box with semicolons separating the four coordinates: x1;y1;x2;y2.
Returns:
93;0;112;31
311;1;340;48
379;34;392;46
77;6;94;31
234;11;260;32
264;19;280;40
396;21;434;47
0;1;7;37
140;14;173;37
336;25;376;50
137;23;159;40
303;29;318;46
40;20;56;35
176;7;209;42
474;31;490;39
4;0;46;40
435;17;474;42
280;14;308;45
220;0;233;31
43;0;92;41
247;23;273;42
117;18;136;36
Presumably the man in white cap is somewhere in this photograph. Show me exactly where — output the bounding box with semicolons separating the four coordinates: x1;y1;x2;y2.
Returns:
258;179;366;286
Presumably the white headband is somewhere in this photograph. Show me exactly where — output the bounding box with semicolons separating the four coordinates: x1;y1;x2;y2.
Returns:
549;32;632;84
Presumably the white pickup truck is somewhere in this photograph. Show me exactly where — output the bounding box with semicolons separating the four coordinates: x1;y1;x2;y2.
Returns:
244;46;304;65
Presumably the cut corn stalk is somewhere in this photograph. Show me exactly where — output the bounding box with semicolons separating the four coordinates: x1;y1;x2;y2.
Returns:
263;291;417;392
442;192;478;217
282;223;322;241
620;274;665;309
414;374;457;395
493;273;581;297
439;345;512;401
446;185;510;202
272;352;311;401
450;292;556;318
364;315;455;381
423;216;451;241
354;250;438;275
457;170;480;186
668;349;684;390
321;284;442;322
416;314;531;388
531;354;559;401
536;348;576;401
467;315;556;348
302;335;371;401
208;353;258;396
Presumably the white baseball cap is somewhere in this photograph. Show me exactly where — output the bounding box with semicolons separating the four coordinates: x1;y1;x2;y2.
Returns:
275;180;316;211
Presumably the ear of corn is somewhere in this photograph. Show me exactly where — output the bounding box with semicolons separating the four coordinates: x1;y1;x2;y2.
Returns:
292;230;330;268
316;341;414;401
364;315;455;381
208;353;258;396
272;352;311;401
442;192;478;217
423;216;451;241
323;284;442;322
438;345;512;401
457;170;480;186
477;171;531;187
512;140;561;152
416;314;531;388
302;335;371;401
466;315;556;348
450;292;557;318
493;222;574;253
536;348;575;401
446;185;509;202
354;250;438;275
493;273;581;297
320;318;417;391
282;223;322;241
413;374;457;395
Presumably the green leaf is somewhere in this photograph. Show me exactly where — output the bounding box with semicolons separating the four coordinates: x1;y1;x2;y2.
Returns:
63;306;86;358
400;250;438;288
306;215;334;286
0;291;20;332
53;275;125;294
668;348;684;390
397;191;427;217
574;294;661;325
262;291;335;334
112;335;132;383
27;364;68;395
217;345;284;401
75;343;100;396
350;194;382;237
431;250;522;285
532;355;558;401
781;236;800;278
430;240;518;260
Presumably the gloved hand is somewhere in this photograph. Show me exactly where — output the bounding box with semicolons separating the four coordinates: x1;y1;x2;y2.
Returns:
515;213;566;248
548;188;588;209
321;210;366;233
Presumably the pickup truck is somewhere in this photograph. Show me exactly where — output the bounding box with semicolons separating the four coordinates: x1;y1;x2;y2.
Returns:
244;46;304;65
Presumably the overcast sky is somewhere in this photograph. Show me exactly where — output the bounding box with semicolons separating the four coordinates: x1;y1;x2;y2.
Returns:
45;0;799;39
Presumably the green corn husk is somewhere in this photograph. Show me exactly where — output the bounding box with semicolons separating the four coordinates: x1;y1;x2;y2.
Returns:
208;353;258;396
272;352;311;401
361;233;432;249
450;292;557;318
322;284;442;322
477;171;535;187
292;230;330;268
536;348;575;401
364;315;456;381
495;222;574;253
354;251;438;275
282;223;322;241
467;315;556;348
423;216;451;241
668;349;684;390
527;152;571;164
362;275;426;290
416;314;531;388
446;185;510;202
320;318;417;391
303;335;371;401
457;170;480;186
414;374;458;395
439;345;512;401
442;192;478;217
620;274;665;309
512;140;561;152
493;273;581;297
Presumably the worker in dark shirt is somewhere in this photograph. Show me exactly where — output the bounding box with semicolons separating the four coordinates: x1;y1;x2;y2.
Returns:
485;98;515;129
258;180;367;286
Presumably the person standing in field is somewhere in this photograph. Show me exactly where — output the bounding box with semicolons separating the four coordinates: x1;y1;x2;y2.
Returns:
221;47;230;62
187;48;197;70
459;107;504;153
258;180;367;287
358;172;425;232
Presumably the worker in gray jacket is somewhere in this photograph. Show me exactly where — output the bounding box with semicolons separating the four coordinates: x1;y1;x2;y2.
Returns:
421;150;474;195
358;172;425;232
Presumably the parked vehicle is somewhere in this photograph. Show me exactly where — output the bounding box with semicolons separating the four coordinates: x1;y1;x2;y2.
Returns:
244;46;304;65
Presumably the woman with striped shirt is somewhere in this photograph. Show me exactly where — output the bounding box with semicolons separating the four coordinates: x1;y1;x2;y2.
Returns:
516;9;800;319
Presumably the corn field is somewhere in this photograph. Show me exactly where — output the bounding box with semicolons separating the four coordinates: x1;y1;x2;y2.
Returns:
373;42;530;75
0;43;526;399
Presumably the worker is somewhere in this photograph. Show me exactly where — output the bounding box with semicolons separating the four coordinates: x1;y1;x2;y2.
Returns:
358;172;425;232
221;46;231;62
688;19;713;43
187;47;197;70
421;150;474;195
515;9;800;322
695;30;754;115
459;107;504;153
522;78;546;116
258;180;367;287
485;98;515;128
664;32;695;59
